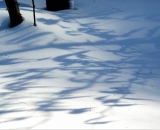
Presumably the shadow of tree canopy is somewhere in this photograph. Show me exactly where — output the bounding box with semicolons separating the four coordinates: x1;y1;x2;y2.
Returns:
0;0;160;128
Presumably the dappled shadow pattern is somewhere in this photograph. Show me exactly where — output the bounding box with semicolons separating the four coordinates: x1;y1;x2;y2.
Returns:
0;1;160;128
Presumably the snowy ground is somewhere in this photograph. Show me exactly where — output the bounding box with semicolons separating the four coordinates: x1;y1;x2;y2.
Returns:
0;0;160;129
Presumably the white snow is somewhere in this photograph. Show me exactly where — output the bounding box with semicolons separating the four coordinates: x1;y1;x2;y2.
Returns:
0;0;160;129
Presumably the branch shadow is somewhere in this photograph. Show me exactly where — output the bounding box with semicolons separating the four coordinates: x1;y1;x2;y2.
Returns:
0;0;160;128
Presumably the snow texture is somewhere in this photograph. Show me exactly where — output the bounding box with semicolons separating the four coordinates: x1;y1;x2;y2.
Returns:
0;0;160;129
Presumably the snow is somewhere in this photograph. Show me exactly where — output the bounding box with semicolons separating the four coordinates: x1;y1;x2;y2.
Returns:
0;0;160;129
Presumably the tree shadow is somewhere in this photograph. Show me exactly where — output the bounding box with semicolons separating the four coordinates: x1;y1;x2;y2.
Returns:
0;0;160;128
0;1;6;9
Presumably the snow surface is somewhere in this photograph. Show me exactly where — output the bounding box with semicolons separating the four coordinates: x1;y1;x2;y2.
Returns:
0;0;160;129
